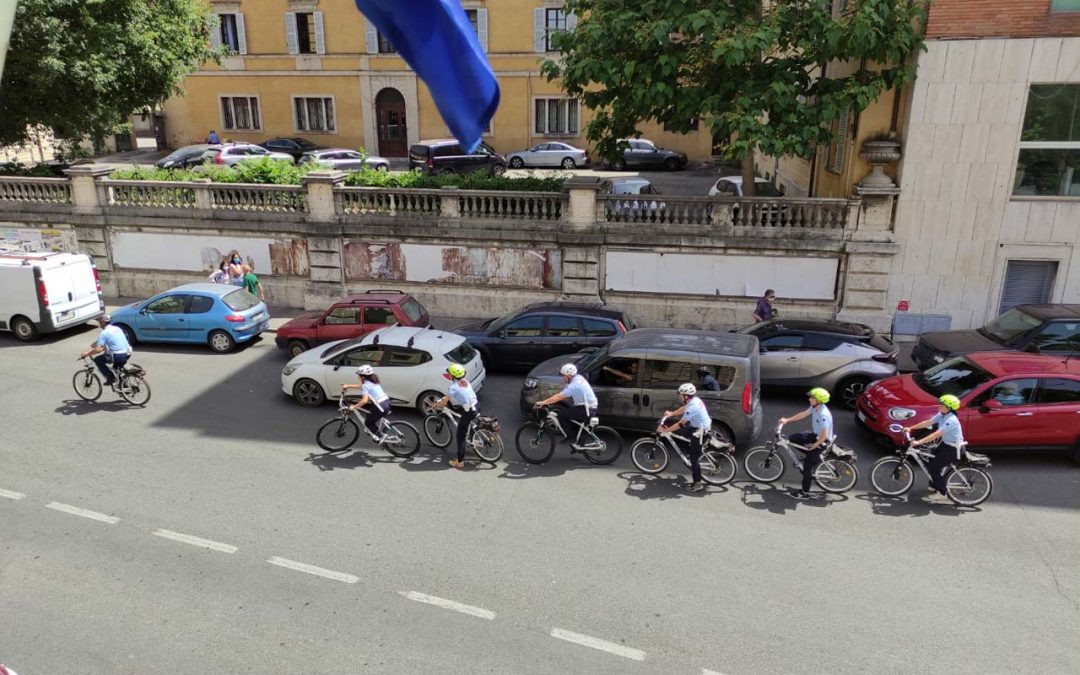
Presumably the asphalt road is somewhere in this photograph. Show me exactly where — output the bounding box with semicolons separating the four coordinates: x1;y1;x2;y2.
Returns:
1;325;1078;674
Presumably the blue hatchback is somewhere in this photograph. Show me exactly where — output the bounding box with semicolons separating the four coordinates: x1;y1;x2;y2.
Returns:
110;283;270;353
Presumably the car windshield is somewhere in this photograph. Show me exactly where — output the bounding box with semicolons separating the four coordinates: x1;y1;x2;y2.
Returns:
755;182;783;197
401;298;426;323
444;340;477;365
486;311;517;334
222;289;259;311
576;343;612;373
979;308;1042;345
320;337;366;359
913;357;993;399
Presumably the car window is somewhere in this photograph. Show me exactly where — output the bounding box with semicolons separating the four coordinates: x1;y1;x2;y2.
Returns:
597;358;641;388
444;340;477;365
434;144;461;157
324;307;361;325
400;298;426;323
582;318;616;337
546;316;582;337
755;182;783;197
761;334;804;352
345;151;363;159
980;308;1042;345
503;316;543;338
717;181;736;194
145;294;187;314
337;347;384;367
803;333;844;351
189;295;215;314
915;357;994;399
383;346;431;367
1037;378;1080;405
223;289;259;311
698;365;737;392
251;146;269;155
643;358;694;389
1028;322;1080;353
976;378;1039;407
364;306;396;325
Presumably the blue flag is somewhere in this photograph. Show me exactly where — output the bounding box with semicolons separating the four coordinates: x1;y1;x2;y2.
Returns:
354;0;499;153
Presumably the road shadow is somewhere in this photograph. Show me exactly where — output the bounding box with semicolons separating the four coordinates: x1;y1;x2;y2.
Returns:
855;492;978;517
0;322;98;350
618;471;728;500
734;481;847;514
496;450;612;480
54;398;136;416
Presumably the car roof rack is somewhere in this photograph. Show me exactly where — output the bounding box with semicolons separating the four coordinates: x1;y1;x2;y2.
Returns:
365;289;403;294
349;298;391;305
372;333;379;345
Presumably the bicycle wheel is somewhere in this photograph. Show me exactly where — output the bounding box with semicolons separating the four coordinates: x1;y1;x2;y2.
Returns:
700;451;737;486
743;446;785;483
382;421;421;458
117;374;151;406
72;369;102;402
316;417;360;452
869;457;914;496
814;458;859;493
630;439;669;474
514;421;555;464
582;426;623;465
470;428;504;463
945;466;992;507
423;415;454;448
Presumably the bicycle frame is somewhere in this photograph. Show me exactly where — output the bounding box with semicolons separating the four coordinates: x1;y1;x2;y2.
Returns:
888;425;969;485
336;395;391;435
655;415;724;469
537;407;596;446
433;406;480;444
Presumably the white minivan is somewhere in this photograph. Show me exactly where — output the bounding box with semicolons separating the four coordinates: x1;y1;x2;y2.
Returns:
0;251;104;341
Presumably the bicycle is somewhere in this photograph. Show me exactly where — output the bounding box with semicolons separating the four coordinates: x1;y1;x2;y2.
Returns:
629;416;738;486
72;355;151;406
869;424;993;506
315;394;421;457
423;406;505;463
742;423;859;493
514;405;623;465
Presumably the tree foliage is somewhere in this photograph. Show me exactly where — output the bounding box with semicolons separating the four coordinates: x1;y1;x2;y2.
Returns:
542;0;927;164
0;0;218;147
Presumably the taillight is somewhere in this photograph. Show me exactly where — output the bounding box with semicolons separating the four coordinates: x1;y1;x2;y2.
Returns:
38;279;49;307
225;313;246;323
741;381;752;415
92;267;101;293
427;157;433;169
215;153;225;164
617;320;627;333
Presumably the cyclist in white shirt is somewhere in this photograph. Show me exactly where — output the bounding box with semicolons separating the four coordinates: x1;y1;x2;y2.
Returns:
660;383;712;493
779;387;834;500
342;365;391;442
432;363;478;469
79;314;132;388
904;394;966;497
535;363;597;441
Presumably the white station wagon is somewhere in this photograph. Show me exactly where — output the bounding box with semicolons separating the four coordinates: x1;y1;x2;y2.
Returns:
281;325;486;410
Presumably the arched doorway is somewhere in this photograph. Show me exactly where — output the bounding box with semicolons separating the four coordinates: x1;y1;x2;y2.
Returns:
375;88;407;157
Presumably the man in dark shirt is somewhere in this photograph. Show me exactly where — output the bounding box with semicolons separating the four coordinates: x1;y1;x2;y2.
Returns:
753;289;776;323
698;366;721;391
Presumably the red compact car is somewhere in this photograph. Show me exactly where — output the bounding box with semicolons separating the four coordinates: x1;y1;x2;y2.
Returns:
856;351;1080;459
275;291;430;357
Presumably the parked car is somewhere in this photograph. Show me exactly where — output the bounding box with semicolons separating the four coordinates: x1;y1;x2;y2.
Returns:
156;144;220;169
709;176;784;197
275;291;431;357
455;302;635;370
520;328;763;444
281;325;486;410
506;142;588;169
0;251;103;341
110;283;269;353
600;178;665;219
299;148;390;171
735;319;899;409
201;143;294;166
856;351;1080;460
607;139;687;171
260;137;325;162
911;304;1080;370
408;139;507;175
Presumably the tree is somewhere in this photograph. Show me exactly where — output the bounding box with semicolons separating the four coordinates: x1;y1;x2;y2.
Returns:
541;0;927;195
0;0;218;149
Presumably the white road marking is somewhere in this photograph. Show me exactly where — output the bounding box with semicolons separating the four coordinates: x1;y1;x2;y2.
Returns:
0;488;26;500
152;529;238;554
549;627;646;661
266;556;358;584
399;590;496;620
702;669;726;675
45;501;119;524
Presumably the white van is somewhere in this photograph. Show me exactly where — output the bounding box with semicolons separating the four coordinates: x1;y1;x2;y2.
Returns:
0;252;104;341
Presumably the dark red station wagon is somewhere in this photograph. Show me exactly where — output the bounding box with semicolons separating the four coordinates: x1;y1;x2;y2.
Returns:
856;351;1080;460
275;291;430;357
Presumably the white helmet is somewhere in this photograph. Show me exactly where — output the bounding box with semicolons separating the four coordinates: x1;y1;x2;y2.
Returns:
678;383;697;396
355;365;375;376
560;363;578;377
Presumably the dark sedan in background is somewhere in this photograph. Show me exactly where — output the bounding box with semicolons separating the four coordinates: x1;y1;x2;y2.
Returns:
455;302;635;370
608;138;688;171
259;137;325;162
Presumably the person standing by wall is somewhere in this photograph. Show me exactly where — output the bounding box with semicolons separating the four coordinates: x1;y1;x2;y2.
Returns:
226;250;245;286
752;289;776;323
241;263;265;301
207;130;220;144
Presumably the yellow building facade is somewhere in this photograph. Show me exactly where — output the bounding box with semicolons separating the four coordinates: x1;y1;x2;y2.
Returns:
164;0;716;159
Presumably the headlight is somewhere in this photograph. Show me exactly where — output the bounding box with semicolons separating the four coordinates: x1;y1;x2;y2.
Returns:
523;377;539;390
282;365;298;376
932;354;945;363
888;407;916;421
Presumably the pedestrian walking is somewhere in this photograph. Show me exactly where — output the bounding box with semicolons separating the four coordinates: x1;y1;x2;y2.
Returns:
241;263;265;300
752;289;776;323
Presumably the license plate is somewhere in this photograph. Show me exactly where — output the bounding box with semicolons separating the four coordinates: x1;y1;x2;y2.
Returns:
857;410;867;423
57;310;74;322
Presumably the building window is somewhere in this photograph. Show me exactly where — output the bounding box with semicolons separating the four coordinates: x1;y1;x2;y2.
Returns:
218;14;240;53
534;98;579;135
1051;0;1080;10
544;8;567;51
663;117;700;133
826;107;851;174
1014;85;1080;197
220;96;261;131
295;12;315;54
378;31;396;54
465;9;479;35
294;96;336;133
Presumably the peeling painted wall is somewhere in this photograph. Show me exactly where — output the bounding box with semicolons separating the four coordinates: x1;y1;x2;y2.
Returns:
343;241;562;289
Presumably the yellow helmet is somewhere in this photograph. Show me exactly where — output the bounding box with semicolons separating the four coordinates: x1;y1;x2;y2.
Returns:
447;363;466;379
807;387;830;404
939;394;960;411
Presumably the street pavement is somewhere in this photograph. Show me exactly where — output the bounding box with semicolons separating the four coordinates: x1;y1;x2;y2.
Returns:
1;322;1078;674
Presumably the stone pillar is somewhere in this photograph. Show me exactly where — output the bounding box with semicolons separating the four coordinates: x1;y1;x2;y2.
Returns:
852;186;900;232
192;178;212;210
303;170;346;223
63;165;112;215
560;244;603;304
304;235;346;310
563;176;603;228
440;186;460;220
836;237;900;333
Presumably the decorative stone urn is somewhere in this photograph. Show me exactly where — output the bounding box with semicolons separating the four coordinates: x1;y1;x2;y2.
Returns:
858;139;902;188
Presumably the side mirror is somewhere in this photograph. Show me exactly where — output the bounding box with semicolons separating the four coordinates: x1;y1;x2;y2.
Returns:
982;398;1003;411
495;330;507;339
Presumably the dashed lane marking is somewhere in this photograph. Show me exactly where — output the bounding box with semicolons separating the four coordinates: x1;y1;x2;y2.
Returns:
266;556;359;584
549;627;646;662
399;590;496;620
45;501;119;524
152;529;238;554
0;488;26;500
702;669;726;674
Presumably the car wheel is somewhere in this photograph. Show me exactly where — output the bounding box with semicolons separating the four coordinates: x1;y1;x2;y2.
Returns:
509;157;525;169
492;163;507;176
437;168;455;176
838;377;872;410
612;158;627;171
417;390;443;415
560;157;576;169
115;323;137;345
375;164;389;172
287;340;309;358
663;157;679;171
710;422;734;446
293;378;326;407
11;316;38;342
208;330;236;353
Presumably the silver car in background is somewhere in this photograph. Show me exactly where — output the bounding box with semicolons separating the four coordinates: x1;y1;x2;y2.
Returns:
736;318;899;409
507;142;589;169
200;143;294;166
299;148;390;171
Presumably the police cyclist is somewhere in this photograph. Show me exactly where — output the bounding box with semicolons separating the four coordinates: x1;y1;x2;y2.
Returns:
342;365;391;443
432;363;478;469
659;383;712;493
779;387;834;500
79;314;132;389
904;394;965;498
534;363;598;444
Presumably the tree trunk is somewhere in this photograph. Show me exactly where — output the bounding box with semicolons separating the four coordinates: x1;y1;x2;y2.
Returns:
741;153;756;197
